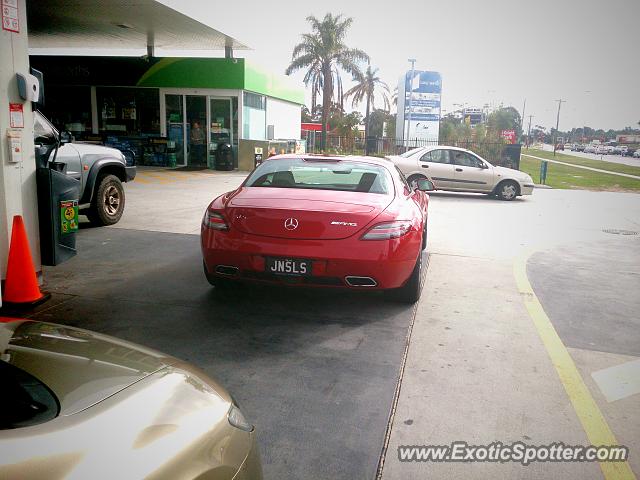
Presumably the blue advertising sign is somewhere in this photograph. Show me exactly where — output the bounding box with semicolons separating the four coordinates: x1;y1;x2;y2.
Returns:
396;70;442;142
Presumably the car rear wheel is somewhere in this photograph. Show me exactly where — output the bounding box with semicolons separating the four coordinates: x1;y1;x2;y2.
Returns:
203;261;232;289
388;252;423;304
87;174;125;226
495;180;519;201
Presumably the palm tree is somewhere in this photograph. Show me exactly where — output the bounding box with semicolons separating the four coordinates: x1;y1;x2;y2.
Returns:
345;65;390;144
286;14;369;148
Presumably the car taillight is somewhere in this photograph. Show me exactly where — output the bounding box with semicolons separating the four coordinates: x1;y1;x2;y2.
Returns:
361;221;412;240
203;211;229;230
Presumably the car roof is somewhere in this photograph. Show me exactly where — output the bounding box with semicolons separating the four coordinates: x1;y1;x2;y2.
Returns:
265;153;393;168
413;145;475;154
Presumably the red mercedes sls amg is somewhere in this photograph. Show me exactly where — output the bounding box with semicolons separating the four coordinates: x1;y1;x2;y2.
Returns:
201;155;434;302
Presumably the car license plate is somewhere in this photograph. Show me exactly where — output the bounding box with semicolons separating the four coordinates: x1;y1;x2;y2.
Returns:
265;257;312;276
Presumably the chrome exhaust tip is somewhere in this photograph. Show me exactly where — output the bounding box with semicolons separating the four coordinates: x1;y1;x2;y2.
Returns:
215;265;239;276
345;276;377;287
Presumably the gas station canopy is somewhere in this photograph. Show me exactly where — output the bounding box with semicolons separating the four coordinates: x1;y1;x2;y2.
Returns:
26;0;249;52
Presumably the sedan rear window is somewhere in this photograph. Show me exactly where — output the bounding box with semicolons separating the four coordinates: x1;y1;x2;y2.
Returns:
0;360;59;429
246;158;391;194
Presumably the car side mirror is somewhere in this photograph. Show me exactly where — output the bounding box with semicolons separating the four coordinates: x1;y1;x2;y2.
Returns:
416;179;435;192
60;130;73;144
479;162;489;169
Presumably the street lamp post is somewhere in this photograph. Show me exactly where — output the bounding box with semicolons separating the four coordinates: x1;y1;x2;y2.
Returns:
527;115;534;149
405;58;416;147
583;90;591;144
552;99;565;156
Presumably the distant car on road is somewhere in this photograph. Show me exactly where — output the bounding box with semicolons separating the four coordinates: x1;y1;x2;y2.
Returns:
0;318;262;480
387;146;534;201
575;144;585;152
595;145;610;155
634;149;640;158
202;154;433;303
584;145;597;153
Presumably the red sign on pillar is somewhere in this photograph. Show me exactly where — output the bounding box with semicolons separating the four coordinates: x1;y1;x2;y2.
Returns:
501;129;516;144
2;0;20;33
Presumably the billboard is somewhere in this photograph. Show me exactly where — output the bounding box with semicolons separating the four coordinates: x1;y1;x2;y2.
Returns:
396;70;442;142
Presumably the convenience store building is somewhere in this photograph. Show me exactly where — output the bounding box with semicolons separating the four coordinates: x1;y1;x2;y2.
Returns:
30;56;305;170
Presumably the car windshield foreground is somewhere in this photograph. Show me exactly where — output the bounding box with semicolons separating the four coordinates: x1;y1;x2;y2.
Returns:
245;158;392;194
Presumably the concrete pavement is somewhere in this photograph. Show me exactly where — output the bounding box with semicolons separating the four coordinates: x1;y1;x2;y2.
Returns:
381;189;640;479
381;254;600;479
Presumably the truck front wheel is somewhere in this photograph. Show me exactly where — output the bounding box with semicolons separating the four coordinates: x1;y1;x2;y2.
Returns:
87;174;125;226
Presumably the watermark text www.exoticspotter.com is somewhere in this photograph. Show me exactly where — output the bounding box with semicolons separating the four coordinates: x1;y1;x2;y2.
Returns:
398;442;629;466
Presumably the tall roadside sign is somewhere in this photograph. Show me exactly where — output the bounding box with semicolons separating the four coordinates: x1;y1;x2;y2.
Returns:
396;70;442;144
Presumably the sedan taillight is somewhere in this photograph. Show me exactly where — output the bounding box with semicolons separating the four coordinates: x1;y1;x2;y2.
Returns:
361;221;412;240
203;211;229;231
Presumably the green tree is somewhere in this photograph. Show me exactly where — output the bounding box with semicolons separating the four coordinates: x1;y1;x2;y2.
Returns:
367;109;394;137
345;65;390;141
333;111;362;137
301;105;313;123
384;114;396;138
486;106;522;138
286;14;369;148
439;114;461;143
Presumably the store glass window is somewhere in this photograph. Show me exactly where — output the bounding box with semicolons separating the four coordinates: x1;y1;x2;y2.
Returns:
96;87;160;136
243;92;266;140
43;86;91;137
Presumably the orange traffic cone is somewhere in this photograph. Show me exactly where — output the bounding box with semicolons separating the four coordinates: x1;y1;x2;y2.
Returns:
3;215;49;306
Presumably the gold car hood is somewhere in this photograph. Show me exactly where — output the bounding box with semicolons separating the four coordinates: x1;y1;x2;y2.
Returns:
0;319;176;416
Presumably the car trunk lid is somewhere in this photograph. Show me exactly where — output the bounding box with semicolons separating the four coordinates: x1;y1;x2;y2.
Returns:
226;187;391;240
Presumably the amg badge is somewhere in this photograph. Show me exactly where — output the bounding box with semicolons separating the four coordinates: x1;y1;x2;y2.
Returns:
330;221;358;227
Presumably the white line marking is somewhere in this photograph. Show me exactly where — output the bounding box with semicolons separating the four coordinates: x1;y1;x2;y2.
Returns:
592;359;640;403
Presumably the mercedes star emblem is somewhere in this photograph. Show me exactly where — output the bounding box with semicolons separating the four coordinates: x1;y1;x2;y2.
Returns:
284;218;299;230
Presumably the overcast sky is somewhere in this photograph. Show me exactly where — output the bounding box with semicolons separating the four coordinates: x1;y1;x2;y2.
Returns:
164;0;639;131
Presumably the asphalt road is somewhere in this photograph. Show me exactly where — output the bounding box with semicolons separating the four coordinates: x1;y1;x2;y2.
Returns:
8;168;638;479
541;143;640;167
30;227;423;480
528;236;640;357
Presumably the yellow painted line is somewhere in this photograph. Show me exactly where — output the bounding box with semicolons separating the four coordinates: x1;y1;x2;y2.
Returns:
514;251;636;480
131;176;151;184
134;173;174;185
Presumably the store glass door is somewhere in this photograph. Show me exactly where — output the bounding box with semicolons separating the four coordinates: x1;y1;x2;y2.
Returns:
186;95;207;167
209;97;233;150
165;94;184;166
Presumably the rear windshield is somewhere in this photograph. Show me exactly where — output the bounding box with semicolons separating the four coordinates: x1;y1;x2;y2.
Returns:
399;148;421;158
245;158;392;194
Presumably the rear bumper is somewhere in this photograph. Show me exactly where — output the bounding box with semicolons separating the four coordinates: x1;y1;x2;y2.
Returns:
201;226;422;290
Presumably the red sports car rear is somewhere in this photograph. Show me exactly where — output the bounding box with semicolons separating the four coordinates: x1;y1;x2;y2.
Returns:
201;155;431;302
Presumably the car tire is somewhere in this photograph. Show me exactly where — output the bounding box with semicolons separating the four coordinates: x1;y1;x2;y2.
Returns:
87;174;125;226
495;180;519;201
407;174;427;189
389;252;423;304
203;261;232;289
